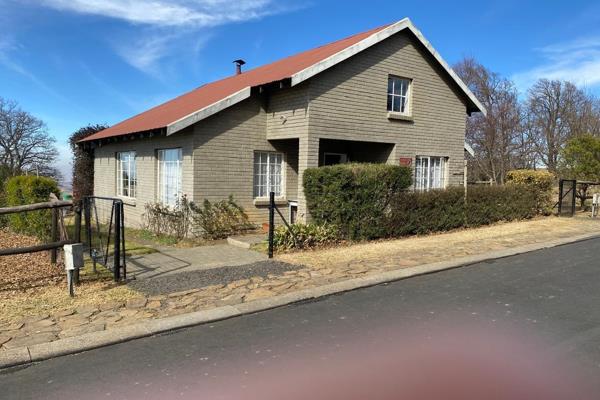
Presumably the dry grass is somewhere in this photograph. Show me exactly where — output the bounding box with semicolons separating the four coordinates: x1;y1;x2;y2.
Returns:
278;216;600;269
0;258;141;324
0;228;143;323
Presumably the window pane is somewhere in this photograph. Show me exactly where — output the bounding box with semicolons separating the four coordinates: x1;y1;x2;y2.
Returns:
388;77;394;95
393;78;402;95
387;95;394;111
400;79;408;96
254;151;283;198
117;151;136;198
392;96;401;112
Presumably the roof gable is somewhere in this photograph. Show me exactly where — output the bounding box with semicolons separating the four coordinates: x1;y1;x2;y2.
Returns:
83;18;485;142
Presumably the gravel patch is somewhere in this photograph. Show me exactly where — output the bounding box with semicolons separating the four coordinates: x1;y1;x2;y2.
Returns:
128;260;303;296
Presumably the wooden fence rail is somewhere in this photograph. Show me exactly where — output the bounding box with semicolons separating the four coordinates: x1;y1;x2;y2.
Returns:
0;200;81;262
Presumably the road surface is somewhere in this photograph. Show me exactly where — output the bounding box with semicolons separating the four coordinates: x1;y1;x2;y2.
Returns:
2;238;600;399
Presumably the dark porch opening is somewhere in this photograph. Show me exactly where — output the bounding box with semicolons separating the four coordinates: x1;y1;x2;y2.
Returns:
318;139;394;166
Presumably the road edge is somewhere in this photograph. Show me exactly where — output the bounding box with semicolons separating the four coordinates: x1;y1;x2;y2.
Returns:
2;231;598;370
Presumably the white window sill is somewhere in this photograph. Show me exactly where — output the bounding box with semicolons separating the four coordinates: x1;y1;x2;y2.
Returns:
254;197;287;206
117;196;137;206
387;112;414;122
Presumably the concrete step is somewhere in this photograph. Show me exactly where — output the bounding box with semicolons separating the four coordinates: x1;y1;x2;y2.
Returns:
227;234;266;249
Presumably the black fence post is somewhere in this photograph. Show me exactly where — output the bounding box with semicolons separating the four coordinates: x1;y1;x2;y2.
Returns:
83;198;92;254
73;201;82;284
558;179;564;216
114;202;121;281
571;180;577;217
50;208;58;264
268;191;274;259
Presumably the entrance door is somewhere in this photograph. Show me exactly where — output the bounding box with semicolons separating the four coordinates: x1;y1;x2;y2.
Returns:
323;152;348;166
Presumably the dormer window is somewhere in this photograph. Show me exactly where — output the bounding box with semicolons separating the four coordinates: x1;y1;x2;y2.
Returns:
387;76;411;115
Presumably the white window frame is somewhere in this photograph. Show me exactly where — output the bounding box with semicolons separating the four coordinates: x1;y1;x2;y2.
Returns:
415;156;447;191
116;151;137;199
387;76;411;115
253;151;285;199
157;148;183;207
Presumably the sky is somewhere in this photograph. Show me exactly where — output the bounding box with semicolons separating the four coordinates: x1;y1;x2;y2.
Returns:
1;0;600;186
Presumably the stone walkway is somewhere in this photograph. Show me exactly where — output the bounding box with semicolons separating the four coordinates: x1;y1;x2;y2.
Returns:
2;216;599;354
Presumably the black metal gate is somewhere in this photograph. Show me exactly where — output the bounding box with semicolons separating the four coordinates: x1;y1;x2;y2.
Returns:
83;196;127;281
558;179;577;217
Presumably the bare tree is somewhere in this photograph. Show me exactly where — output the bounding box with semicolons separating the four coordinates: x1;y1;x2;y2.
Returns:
0;97;58;178
523;79;600;173
454;58;525;183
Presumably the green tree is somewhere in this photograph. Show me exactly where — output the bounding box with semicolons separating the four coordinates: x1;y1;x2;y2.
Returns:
560;134;600;207
69;124;107;201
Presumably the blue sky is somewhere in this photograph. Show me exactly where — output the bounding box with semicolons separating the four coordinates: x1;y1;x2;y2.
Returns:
1;0;600;184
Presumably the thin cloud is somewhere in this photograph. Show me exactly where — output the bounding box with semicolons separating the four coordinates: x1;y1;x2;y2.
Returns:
35;0;304;77
38;0;284;27
512;35;600;91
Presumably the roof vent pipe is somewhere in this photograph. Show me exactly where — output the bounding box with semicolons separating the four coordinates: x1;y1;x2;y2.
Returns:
233;59;246;75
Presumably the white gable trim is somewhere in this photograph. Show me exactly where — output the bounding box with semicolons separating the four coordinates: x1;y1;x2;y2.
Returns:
464;142;475;157
166;87;252;135
291;18;486;116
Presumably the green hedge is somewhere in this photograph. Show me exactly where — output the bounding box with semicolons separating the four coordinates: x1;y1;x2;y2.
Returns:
506;169;555;214
303;163;413;240
4;175;60;239
384;185;539;237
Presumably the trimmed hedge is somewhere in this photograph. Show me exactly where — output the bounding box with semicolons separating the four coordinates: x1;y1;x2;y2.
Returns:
303;163;413;240
506;169;554;214
4;175;60;239
383;185;541;237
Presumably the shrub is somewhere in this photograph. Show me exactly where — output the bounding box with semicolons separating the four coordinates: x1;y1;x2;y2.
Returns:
303;163;412;240
273;223;339;251
465;185;538;226
506;169;554;214
142;195;192;240
4;175;60;239
190;195;255;240
385;186;539;237
387;188;466;236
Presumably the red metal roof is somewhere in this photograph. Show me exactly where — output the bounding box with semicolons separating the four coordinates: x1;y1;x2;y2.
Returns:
83;23;391;142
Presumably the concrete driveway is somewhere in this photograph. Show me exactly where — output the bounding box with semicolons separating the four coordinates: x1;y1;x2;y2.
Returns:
127;244;267;280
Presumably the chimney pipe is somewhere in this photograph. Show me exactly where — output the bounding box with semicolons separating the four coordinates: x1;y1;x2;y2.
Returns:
233;59;246;75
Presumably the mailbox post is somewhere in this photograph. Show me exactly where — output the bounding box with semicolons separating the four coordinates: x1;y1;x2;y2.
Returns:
64;243;84;297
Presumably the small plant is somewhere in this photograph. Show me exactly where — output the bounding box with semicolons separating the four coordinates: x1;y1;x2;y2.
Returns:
190;195;255;239
273;223;339;251
142;195;192;240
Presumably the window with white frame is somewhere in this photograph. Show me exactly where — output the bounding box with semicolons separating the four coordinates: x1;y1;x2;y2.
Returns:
254;152;284;198
157;148;183;207
116;151;137;198
415;156;446;191
387;76;411;114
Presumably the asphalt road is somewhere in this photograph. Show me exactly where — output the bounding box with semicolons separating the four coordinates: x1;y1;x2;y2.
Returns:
2;238;600;399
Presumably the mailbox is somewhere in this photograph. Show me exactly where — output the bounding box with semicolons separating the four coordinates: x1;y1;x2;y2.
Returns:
64;243;84;271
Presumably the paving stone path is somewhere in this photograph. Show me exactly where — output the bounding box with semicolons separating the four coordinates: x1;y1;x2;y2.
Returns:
0;260;380;350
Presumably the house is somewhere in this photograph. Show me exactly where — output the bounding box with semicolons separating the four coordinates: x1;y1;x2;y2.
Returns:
81;18;485;227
